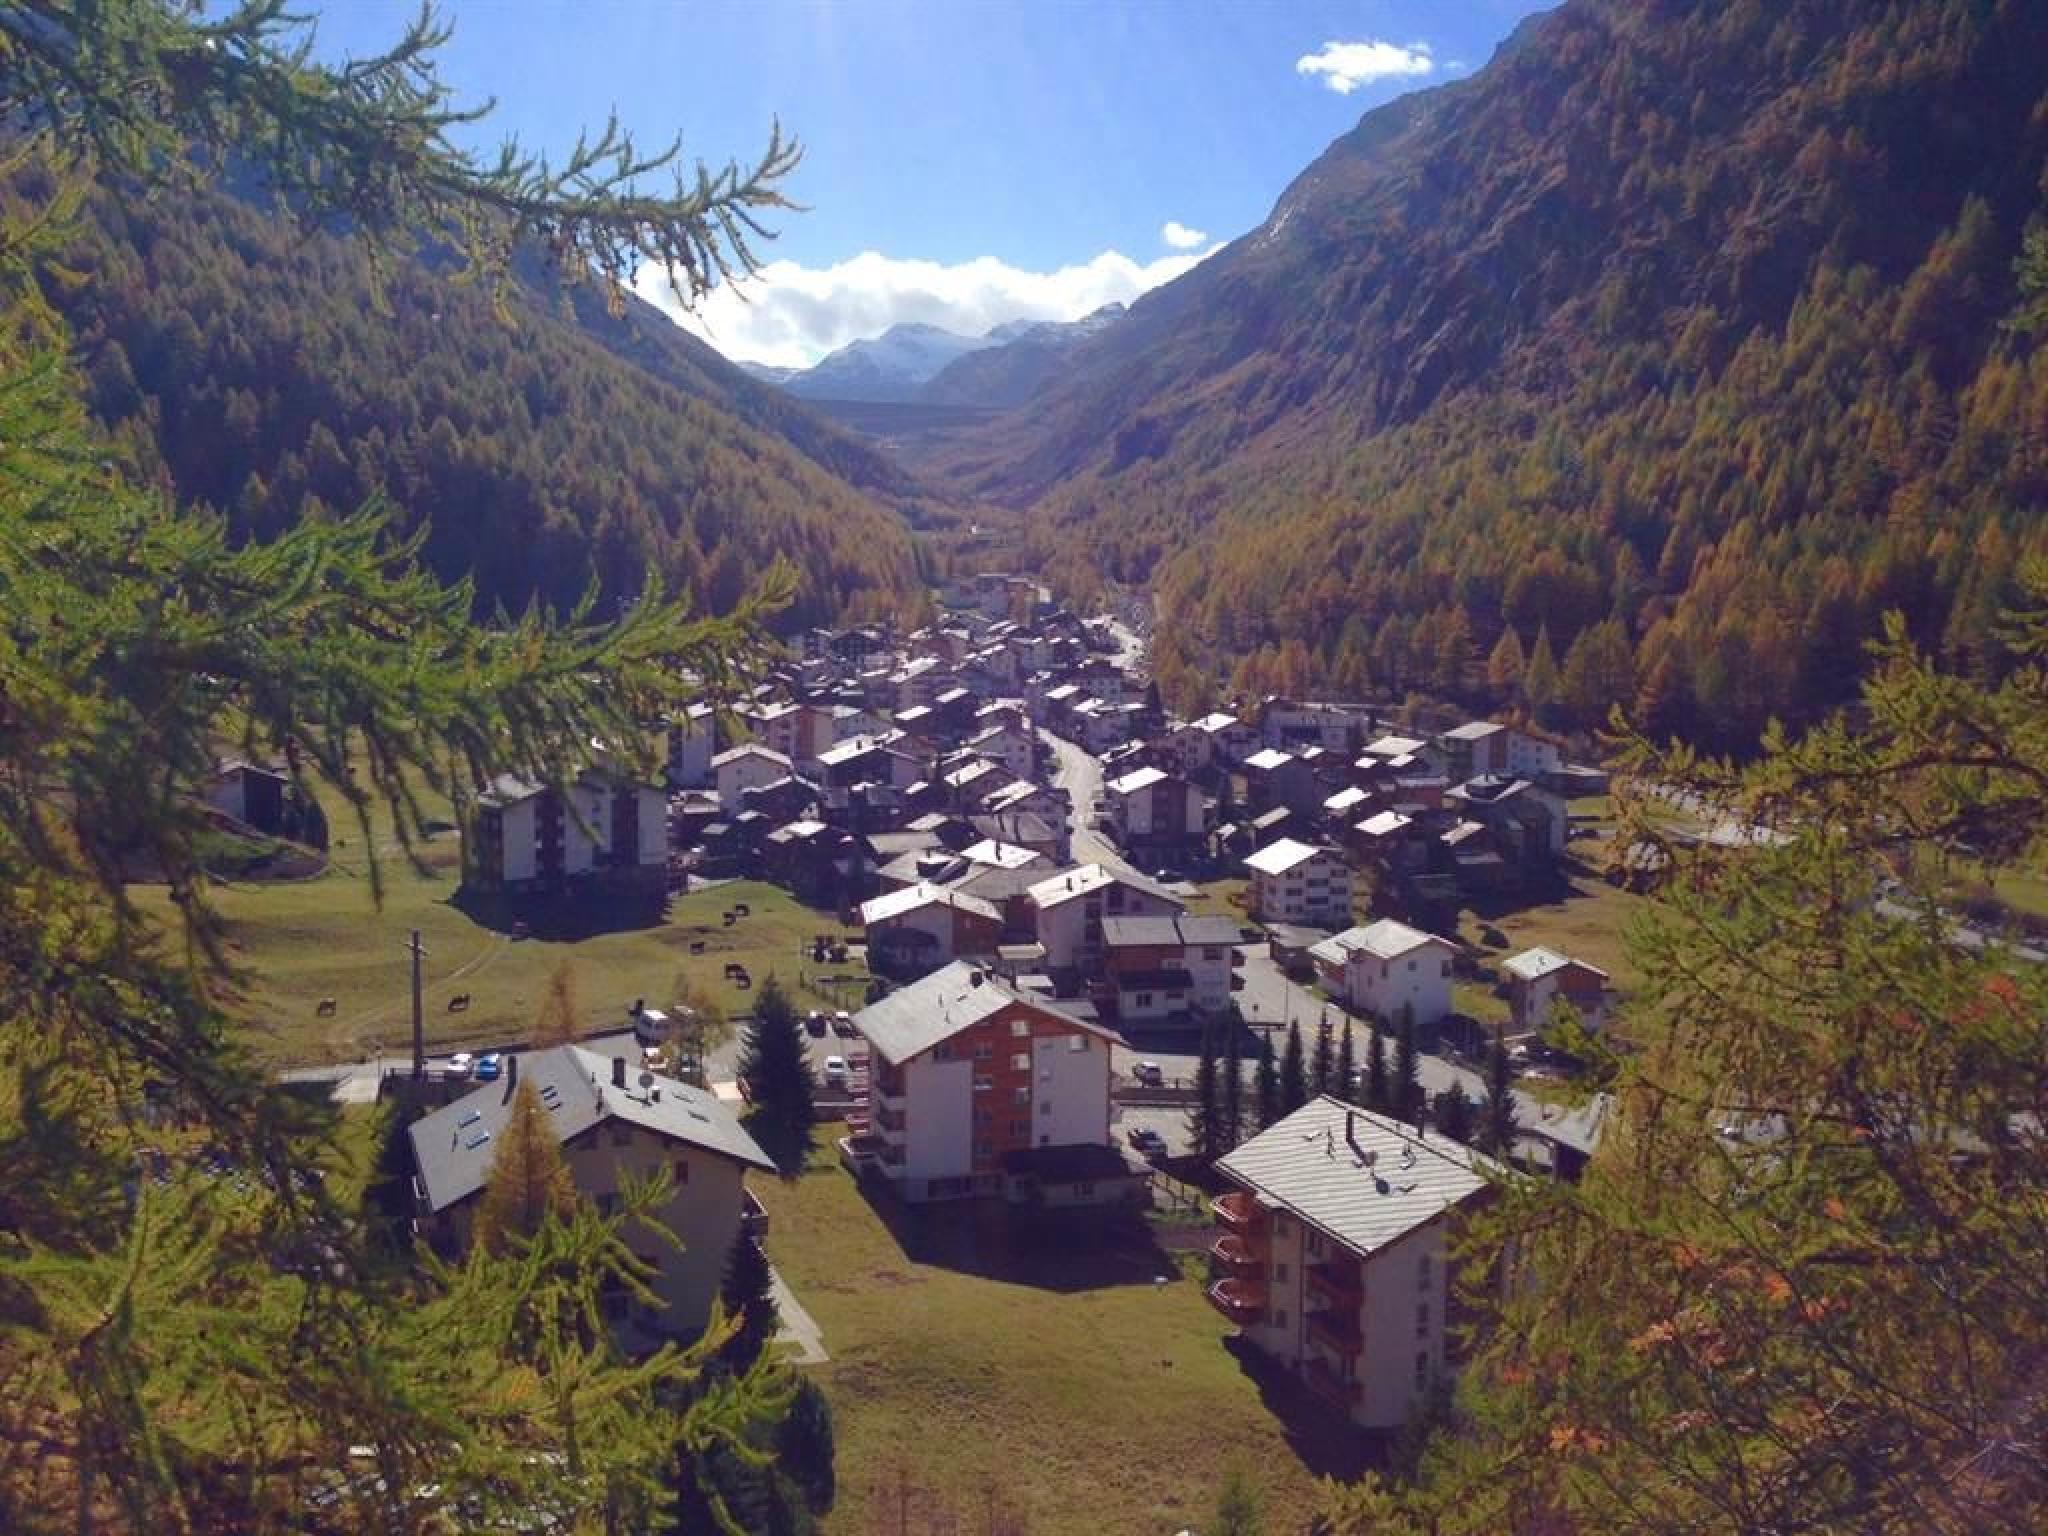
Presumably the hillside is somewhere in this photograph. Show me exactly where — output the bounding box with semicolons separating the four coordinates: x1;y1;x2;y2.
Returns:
921;303;1127;410
922;0;2048;752
29;170;941;631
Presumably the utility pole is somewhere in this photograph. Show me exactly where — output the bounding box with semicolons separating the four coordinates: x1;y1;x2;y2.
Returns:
407;928;427;1078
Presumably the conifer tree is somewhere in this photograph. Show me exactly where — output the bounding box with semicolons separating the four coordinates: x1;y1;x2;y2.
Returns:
1279;1020;1309;1114
1188;1018;1222;1162
1253;1030;1281;1131
1393;1006;1422;1123
1486;626;1527;697
1310;1009;1336;1096
474;1077;579;1252
533;958;583;1046
1433;1082;1475;1146
1366;1024;1390;1113
1335;1019;1356;1104
1222;1022;1245;1150
740;974;815;1158
719;1229;781;1373
1523;623;1561;721
1481;1026;1519;1156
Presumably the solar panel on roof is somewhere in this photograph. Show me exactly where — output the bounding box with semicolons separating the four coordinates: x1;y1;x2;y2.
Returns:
458;1109;482;1127
462;1127;491;1150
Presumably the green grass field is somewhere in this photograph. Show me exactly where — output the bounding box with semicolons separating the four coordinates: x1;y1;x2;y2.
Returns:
132;775;866;1063
1454;867;1651;996
757;1139;1357;1535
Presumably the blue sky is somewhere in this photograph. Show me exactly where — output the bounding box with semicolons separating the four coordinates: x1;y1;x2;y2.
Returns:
314;2;1552;365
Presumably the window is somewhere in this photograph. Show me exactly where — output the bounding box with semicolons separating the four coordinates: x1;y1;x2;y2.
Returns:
934;1042;955;1062
975;1140;994;1157
1275;1310;1289;1327
1415;1351;1430;1389
673;1158;689;1185
972;1041;992;1060
1441;961;1451;978
1417;1302;1430;1337
1203;946;1223;961
1306;1231;1324;1258
974;1108;991;1128
1013;1086;1030;1107
610;1124;632;1148
1011;1019;1030;1037
1066;1035;1089;1052
1276;1214;1293;1235
1039;1099;1052;1116
973;1075;993;1093
1135;992;1153;1008
1418;1253;1432;1287
1011;1052;1030;1071
1009;1119;1030;1136
1275;1263;1289;1282
1075;1182;1094;1197
1407;959;1416;972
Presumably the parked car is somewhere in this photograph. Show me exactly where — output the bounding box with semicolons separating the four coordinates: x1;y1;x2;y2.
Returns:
474;1052;502;1082
831;1010;857;1037
446;1052;474;1079
630;1001;670;1047
805;1010;828;1037
1130;1060;1165;1087
822;1055;849;1087
1126;1127;1168;1158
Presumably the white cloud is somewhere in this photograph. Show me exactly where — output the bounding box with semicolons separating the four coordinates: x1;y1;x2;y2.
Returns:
1161;220;1207;251
1295;39;1436;95
635;244;1219;370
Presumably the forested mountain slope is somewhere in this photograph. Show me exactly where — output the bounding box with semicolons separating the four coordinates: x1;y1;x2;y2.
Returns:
29;171;938;630
938;0;2048;751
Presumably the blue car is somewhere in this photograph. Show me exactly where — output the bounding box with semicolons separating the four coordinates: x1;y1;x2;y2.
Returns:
474;1052;503;1082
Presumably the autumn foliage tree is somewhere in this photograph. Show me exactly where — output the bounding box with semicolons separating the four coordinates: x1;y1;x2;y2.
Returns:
473;1076;579;1252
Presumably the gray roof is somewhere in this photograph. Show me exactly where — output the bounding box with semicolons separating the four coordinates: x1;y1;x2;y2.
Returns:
1100;913;1244;948
853;960;1117;1066
1217;1096;1496;1258
409;1045;773;1213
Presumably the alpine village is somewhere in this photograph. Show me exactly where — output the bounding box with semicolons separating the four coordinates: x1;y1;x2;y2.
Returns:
3;3;2046;1534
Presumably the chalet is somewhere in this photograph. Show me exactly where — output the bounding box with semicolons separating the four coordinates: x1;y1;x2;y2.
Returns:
1097;913;1245;1022
205;759;291;836
659;702;718;789
815;735;923;792
1027;863;1186;979
1102;765;1207;862
409;1048;774;1337
1445;776;1568;863
712;744;794;811
1502;947;1611;1034
1244;838;1353;929
965;720;1038;782
1310;920;1459;1028
839;963;1137;1205
762;819;858;903
860;883;1004;976
1243;748;1318;814
1438;721;1562;784
1209;1098;1494;1429
738;774;821;827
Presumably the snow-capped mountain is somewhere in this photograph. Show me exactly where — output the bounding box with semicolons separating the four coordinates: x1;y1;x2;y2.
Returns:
746;307;1131;407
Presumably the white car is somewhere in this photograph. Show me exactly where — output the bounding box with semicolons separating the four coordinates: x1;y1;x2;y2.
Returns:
822;1054;849;1086
1131;1060;1165;1087
446;1052;475;1079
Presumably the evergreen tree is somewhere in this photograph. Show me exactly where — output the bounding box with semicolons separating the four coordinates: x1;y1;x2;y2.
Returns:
1253;1030;1281;1130
720;1228;781;1373
1486;625;1527;696
776;1376;838;1513
1188;1018;1222;1162
1335;1020;1357;1104
1279;1020;1309;1114
1393;1006;1423;1124
1213;1466;1265;1536
474;1076;579;1253
1311;1010;1336;1096
1222;1022;1245;1151
1523;623;1562;721
740;974;815;1160
1433;1082;1475;1145
1366;1024;1390;1113
1482;1027;1519;1157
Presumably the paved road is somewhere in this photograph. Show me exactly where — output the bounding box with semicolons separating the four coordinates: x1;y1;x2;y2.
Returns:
1040;728;1145;879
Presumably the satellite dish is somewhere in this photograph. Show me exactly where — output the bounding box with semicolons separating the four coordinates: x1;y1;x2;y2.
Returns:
637;1071;655;1090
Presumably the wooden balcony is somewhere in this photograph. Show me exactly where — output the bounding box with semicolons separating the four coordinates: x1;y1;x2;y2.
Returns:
1308;1307;1363;1357
1206;1276;1266;1327
1209;1232;1264;1271
1212;1190;1265;1229
1306;1256;1363;1306
1303;1357;1362;1410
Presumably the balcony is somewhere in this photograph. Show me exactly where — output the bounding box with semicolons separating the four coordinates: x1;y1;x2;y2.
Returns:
1209;1232;1264;1271
1212;1190;1265;1229
1303;1357;1362;1410
739;1188;770;1240
1308;1307;1363;1357
1206;1277;1267;1326
1306;1257;1363;1306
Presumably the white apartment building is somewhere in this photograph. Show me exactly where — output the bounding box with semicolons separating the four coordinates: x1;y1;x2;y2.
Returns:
1310;920;1459;1027
1210;1097;1493;1429
1244;838;1354;928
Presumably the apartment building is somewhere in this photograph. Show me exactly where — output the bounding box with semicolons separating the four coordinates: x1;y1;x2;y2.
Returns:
462;771;667;897
1243;838;1353;928
1097;912;1245;1022
1209;1097;1493;1429
1028;863;1186;979
842;962;1129;1203
1309;920;1460;1027
1502;946;1611;1034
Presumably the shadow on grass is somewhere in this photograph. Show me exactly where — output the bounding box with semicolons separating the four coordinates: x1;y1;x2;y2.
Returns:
1222;1336;1387;1484
448;884;672;940
855;1175;1180;1293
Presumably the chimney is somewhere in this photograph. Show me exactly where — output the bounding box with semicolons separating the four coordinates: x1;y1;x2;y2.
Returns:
969;970;984;988
612;1055;628;1089
1345;1109;1367;1163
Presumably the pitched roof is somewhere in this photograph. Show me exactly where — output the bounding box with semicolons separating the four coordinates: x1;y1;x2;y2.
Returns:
1244;837;1332;876
712;744;793;769
1244;748;1297;772
960;837;1042;871
1216;1096;1495;1259
859;881;1000;926
852;960;1116;1065
1502;946;1607;983
1100;913;1245;948
1105;765;1168;796
1026;862;1182;910
1310;919;1456;967
409;1045;773;1213
1443;720;1505;742
1355;810;1413;838
1364;734;1428;759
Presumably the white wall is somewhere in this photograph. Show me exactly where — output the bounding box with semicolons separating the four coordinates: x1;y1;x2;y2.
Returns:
1352;945;1453;1027
636;787;667;867
716;753;786;811
1032;899;1087;971
1032;1031;1109;1148
902;1055;973;1184
500;797;537;884
1358;1224;1447;1429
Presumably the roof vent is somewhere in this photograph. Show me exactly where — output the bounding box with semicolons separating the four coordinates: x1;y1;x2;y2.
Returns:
969;970;984;988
